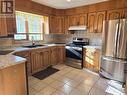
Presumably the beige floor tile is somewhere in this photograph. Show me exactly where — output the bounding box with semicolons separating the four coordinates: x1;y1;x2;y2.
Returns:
31;80;48;91
70;89;88;95
49;73;62;80
50;80;65;89
40;86;57;95
81;77;97;87
59;84;74;95
76;83;92;94
34;92;43;95
65;79;81;88
52;90;67;95
88;86;106;95
28;77;40;86
57;76;71;84
29;87;38;95
42;77;56;84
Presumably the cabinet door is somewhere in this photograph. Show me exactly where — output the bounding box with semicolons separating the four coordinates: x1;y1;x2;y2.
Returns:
78;14;87;26
43;49;51;67
123;8;127;19
56;16;65;34
49;16;57;34
69;15;78;26
14;51;31;75
31;51;43;73
6;17;16;35
107;9;123;20
0;18;7;36
88;13;96;33
96;11;106;33
1;63;27;95
51;47;58;65
64;16;69;34
94;49;101;72
57;46;66;63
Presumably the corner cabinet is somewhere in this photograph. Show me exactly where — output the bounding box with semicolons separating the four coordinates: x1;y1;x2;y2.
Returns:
88;11;106;33
49;15;65;34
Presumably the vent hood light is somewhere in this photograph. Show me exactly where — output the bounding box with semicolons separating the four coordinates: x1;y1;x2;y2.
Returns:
68;26;87;31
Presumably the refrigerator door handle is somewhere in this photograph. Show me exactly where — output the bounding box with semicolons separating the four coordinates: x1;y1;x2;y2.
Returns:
116;22;122;57
114;23;119;57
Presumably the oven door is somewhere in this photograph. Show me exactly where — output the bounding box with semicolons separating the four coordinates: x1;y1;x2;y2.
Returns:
66;46;82;60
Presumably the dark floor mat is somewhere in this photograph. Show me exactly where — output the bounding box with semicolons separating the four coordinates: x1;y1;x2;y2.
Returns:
32;66;59;80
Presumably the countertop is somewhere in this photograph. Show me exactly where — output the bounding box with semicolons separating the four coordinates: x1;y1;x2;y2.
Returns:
0;55;26;70
83;45;102;49
0;44;66;69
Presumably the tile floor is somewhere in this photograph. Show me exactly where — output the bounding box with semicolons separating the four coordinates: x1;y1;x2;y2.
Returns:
28;63;113;95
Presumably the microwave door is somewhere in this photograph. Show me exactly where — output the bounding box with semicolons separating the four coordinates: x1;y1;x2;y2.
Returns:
103;20;119;57
116;19;127;59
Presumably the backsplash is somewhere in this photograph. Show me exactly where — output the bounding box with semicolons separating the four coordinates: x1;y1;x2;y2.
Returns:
44;31;102;46
0;31;102;47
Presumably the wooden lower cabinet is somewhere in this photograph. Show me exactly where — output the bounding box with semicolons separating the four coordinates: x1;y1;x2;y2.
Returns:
50;46;66;65
50;47;58;65
83;48;101;72
14;51;31;75
31;48;51;73
0;63;27;95
14;46;66;74
57;46;66;63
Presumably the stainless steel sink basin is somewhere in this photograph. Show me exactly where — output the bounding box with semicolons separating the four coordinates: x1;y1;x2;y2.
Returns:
0;50;14;55
22;45;45;48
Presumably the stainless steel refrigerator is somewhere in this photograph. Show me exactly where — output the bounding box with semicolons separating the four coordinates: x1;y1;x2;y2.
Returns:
100;19;127;83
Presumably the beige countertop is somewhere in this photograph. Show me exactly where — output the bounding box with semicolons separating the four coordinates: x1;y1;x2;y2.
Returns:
0;55;26;70
0;44;66;69
83;45;102;49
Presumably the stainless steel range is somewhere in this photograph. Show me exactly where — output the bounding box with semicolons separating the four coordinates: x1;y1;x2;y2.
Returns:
66;38;89;69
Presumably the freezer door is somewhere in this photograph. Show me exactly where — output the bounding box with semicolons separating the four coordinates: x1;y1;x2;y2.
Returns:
100;56;127;83
116;19;127;59
102;20;120;57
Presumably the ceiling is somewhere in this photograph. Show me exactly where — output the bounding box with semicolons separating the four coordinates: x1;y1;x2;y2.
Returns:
31;0;108;9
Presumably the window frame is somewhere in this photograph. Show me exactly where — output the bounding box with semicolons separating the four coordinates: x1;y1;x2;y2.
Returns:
15;11;48;41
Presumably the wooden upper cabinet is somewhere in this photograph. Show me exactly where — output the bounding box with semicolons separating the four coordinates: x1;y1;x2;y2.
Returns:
123;8;127;19
88;11;106;33
0;18;7;36
68;15;78;26
6;17;17;35
64;16;69;34
56;16;65;34
78;14;87;26
88;12;96;33
107;9;123;20
96;11;106;33
49;15;57;34
49;15;65;34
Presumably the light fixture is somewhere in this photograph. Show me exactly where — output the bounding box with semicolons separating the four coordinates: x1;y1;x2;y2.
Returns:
66;0;71;2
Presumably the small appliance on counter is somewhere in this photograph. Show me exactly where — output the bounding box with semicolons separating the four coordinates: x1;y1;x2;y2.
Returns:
66;37;89;69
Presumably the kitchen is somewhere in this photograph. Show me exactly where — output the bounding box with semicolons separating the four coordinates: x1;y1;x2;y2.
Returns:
0;0;127;95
